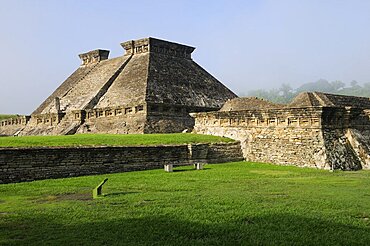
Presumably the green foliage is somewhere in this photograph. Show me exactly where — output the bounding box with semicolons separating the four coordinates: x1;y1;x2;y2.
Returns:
0;133;234;148
247;83;295;104
0;162;369;245
247;79;370;103
0;115;19;120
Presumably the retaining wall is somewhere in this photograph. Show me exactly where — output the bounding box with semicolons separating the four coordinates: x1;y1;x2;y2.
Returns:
0;142;243;184
192;107;370;170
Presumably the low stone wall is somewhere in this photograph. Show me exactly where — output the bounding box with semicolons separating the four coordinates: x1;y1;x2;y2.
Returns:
207;142;244;163
0;142;243;184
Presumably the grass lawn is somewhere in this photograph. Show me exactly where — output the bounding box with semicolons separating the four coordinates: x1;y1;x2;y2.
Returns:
0;133;233;148
0;162;369;245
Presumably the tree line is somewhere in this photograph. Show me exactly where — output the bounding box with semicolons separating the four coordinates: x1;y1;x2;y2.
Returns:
245;79;370;104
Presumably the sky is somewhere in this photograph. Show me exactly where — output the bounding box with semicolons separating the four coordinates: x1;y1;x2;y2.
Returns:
1;0;370;114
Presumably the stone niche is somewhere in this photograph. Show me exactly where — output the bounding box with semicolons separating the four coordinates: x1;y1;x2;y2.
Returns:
78;49;110;66
121;37;195;59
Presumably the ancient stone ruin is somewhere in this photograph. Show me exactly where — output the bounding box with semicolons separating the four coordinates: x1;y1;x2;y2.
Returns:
191;92;370;170
1;37;370;171
0;37;236;136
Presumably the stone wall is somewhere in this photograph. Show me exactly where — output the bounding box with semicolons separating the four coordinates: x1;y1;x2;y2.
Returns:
0;116;30;136
192;107;370;170
0;142;243;184
18;112;80;136
78;105;147;134
206;142;244;164
192;108;326;169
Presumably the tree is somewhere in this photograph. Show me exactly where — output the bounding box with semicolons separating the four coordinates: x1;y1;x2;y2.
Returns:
246;79;370;103
296;79;333;93
331;80;345;91
350;80;358;88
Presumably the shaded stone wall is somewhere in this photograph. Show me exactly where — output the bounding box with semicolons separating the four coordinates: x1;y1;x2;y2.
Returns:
346;128;370;169
144;115;194;133
146;52;237;108
192;107;370;170
0;142;243;184
144;103;219;133
206;142;244;164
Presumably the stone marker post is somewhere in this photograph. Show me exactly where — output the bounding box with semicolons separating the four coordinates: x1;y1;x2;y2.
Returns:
93;178;108;199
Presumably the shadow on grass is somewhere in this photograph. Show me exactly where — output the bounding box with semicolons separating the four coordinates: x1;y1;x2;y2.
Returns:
104;191;140;197
2;213;370;245
173;168;211;173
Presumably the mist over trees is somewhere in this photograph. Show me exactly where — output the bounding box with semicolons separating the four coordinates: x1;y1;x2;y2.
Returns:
245;79;370;104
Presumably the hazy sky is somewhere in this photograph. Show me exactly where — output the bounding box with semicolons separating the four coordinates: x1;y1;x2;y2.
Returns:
1;0;370;114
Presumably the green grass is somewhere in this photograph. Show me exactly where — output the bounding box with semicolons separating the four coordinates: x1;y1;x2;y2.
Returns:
0;133;234;148
0;115;18;120
1;162;370;245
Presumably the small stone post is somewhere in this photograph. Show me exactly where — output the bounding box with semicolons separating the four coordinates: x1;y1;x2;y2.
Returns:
194;163;204;170
93;178;108;199
164;164;173;172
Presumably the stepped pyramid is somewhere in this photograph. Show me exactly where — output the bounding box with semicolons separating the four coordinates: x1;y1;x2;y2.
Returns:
14;37;236;135
288;91;370;108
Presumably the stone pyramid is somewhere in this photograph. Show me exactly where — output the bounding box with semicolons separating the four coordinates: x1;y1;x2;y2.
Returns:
289;91;370;108
17;37;237;135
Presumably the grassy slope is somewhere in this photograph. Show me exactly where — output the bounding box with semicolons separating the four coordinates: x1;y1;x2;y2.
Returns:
0;115;18;120
0;162;370;245
0;133;233;148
